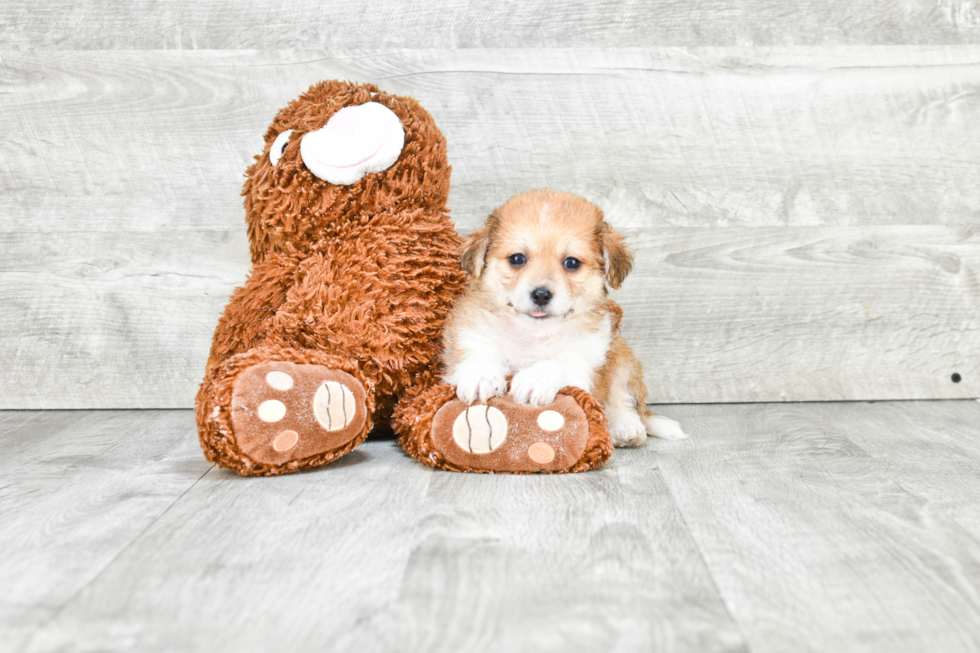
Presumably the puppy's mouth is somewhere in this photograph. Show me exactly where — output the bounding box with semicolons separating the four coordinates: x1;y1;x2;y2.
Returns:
508;303;571;320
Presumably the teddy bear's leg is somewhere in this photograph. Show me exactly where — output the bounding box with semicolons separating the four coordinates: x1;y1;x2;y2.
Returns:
197;348;375;476
393;382;613;474
229;361;368;467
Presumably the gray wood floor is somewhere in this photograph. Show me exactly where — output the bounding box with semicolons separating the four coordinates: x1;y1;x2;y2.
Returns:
4;400;980;652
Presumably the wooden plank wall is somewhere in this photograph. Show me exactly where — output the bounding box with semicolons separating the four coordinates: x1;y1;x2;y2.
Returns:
1;4;978;407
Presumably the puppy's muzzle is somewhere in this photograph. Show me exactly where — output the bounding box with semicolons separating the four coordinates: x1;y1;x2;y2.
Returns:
531;287;553;307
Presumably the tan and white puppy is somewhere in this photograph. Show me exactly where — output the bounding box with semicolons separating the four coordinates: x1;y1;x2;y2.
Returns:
442;189;685;447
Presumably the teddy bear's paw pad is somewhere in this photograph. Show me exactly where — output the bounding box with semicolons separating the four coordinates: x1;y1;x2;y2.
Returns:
431;395;589;473
231;362;367;466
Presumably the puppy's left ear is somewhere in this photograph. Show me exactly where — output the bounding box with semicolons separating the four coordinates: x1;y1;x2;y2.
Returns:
598;222;633;289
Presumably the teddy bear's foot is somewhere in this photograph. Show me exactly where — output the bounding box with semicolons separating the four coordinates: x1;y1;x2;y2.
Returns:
230;361;368;467
430;394;593;473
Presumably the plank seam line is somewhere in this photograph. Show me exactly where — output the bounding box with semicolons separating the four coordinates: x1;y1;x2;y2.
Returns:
18;462;216;653
390;463;437;606
376;69;611;80
653;467;754;652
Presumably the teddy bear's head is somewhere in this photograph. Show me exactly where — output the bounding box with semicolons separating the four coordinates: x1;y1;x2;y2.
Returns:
242;80;451;263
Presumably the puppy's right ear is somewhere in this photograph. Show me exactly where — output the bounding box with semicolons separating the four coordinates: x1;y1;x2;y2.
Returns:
460;214;500;278
598;221;633;290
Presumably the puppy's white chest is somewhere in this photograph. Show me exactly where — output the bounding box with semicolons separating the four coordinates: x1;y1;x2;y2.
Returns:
503;332;568;369
498;316;612;375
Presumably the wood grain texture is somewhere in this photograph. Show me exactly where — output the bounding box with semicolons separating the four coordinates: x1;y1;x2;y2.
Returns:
653;400;980;653
2;48;979;407
819;400;980;540
12;401;980;651
0;409;212;653
2;225;974;408
22;434;437;653
328;466;745;652
19;411;746;653
0;231;250;409
619;225;980;403
2;0;980;50
3;48;980;234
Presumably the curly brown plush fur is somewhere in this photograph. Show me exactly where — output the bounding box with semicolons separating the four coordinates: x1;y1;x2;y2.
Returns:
196;80;465;476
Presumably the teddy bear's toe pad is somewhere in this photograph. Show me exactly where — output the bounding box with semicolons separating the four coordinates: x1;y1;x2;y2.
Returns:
231;362;367;466
431;395;589;473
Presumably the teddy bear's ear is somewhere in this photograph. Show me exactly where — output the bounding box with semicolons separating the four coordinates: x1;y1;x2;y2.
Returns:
598;221;633;290
460;214;501;278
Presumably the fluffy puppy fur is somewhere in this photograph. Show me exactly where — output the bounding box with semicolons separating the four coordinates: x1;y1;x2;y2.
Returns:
442;189;685;447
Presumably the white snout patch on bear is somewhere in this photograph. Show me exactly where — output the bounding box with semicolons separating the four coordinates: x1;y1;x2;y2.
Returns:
300;102;405;185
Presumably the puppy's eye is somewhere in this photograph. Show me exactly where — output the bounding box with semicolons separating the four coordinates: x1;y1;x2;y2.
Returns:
563;257;582;271
508;253;527;267
269;129;294;166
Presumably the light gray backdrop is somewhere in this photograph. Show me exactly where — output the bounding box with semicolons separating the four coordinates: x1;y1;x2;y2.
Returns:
1;2;978;408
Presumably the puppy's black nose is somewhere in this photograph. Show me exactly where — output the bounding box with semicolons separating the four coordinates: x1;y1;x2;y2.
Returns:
531;287;553;306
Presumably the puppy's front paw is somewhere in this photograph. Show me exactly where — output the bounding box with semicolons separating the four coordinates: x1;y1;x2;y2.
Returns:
609;415;648;448
455;371;508;404
510;362;564;407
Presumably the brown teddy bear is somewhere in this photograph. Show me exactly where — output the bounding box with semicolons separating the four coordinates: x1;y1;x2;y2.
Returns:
196;79;612;476
195;80;467;475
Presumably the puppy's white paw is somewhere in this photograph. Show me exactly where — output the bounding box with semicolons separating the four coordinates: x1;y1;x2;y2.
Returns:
510;362;564;407
644;415;687;440
609;414;648;448
455;371;508;404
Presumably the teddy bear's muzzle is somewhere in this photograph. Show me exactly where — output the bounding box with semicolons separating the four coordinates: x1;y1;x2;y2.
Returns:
300;101;406;186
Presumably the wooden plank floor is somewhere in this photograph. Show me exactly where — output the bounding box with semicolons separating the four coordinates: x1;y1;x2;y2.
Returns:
5;401;980;652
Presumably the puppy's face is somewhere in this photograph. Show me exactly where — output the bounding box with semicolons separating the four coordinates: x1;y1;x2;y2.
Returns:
462;190;632;327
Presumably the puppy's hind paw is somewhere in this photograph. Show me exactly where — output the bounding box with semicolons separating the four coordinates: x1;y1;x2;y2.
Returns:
644;415;687;440
609;415;647;448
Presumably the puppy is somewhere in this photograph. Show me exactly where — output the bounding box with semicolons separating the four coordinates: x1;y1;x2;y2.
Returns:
442;189;685;447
